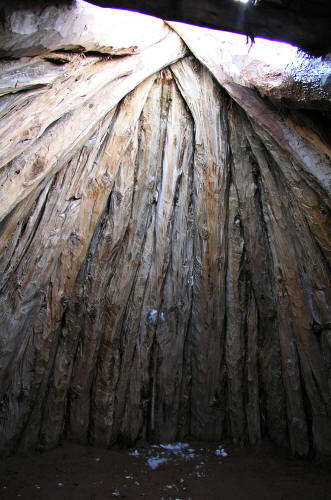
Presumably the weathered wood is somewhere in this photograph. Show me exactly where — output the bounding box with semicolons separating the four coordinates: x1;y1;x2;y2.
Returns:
171;58;230;440
167;22;331;108
0;18;330;458
0;2;172;57
74;0;331;55
0;76;154;453
243;115;331;455
0;30;186;222
169;22;331;200
229;103;303;452
245;289;261;445
0;57;71;96
225;182;246;444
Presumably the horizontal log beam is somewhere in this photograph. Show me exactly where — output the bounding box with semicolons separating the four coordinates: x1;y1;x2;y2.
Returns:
85;0;331;55
4;0;329;55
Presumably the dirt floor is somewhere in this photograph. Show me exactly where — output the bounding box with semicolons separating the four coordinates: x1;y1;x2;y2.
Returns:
0;440;330;499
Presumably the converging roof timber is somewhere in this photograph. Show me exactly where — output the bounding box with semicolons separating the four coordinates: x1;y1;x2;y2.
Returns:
0;0;330;459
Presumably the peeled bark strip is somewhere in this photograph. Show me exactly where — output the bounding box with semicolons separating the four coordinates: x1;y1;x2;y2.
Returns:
0;17;330;458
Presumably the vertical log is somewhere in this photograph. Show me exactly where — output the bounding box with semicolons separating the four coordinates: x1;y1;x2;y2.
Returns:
244;115;331;455
172;58;230;440
225;182;246;443
228;103;288;448
246;289;261;444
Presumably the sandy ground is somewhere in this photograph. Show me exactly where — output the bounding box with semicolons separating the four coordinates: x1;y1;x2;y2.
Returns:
0;440;330;499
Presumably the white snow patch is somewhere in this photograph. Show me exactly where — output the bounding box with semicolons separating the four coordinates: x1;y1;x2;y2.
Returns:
129;449;139;456
149;442;196;461
160;442;189;451
147;309;158;324
215;445;228;457
187;275;194;286
147;456;168;469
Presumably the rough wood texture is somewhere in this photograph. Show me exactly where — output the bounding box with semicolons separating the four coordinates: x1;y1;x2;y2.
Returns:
0;30;186;221
168;22;331;110
7;0;330;55
0;2;172;57
0;13;330;458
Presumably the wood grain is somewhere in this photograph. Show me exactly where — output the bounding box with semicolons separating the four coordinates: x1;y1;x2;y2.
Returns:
0;23;330;457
